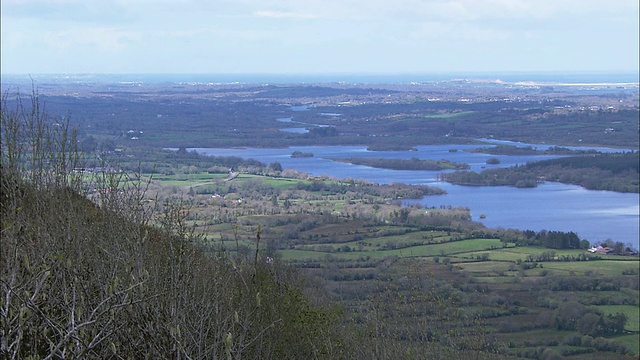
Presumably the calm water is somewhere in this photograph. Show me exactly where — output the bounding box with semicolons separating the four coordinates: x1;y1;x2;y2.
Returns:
192;144;639;247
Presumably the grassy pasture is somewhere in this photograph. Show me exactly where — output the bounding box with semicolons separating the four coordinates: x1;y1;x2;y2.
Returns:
151;172;222;182
596;305;640;332
491;247;588;257
456;247;638;265
281;249;349;261
468;276;518;284
149;171;312;190
148;172;227;187
612;334;640;355
242;174;311;189
453;260;515;275
454;250;525;262
496;328;569;345
384;238;503;257
540;260;639;277
343;231;453;250
563;352;634;360
453;248;639;278
285;238;503;261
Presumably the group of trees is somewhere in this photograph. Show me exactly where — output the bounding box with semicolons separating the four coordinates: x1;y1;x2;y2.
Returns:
552;302;627;337
516;230;586;249
441;168;538;188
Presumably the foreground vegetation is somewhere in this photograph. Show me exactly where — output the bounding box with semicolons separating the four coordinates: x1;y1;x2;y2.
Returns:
0;94;347;359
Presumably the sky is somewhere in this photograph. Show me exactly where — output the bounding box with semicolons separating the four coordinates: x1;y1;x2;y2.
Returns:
1;0;639;75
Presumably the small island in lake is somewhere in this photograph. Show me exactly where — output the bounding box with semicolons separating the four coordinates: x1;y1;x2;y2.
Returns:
330;157;470;171
291;150;314;158
469;145;600;156
366;144;418;151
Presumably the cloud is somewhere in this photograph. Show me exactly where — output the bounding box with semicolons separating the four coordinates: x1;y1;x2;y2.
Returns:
4;0;637;21
235;0;639;23
83;28;140;51
254;10;317;20
35;27;142;52
404;21;511;43
2;0;134;24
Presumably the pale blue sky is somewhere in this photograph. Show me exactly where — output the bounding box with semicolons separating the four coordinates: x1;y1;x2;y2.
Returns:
2;0;639;75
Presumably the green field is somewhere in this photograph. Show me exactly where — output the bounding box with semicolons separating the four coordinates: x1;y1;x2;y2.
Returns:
597;305;640;332
285;238;503;260
540;260;639;277
148;172;227;187
612;334;640;355
147;172;314;190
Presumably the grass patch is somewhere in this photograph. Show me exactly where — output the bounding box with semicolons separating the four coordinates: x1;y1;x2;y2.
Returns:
455;261;514;275
148;172;313;190
496;328;569;345
469;276;518;284
241;174;311;189
596;305;640;332
378;238;503;257
490;247;588;257
540;260;640;277
612;334;639;355
150;172;227;187
454;249;525;262
281;249;353;261
349;230;451;250
285;238;503;261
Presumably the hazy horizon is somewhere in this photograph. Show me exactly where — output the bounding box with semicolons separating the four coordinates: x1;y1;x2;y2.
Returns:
2;71;639;86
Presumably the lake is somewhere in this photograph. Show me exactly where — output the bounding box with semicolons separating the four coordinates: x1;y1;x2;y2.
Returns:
191;143;640;248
